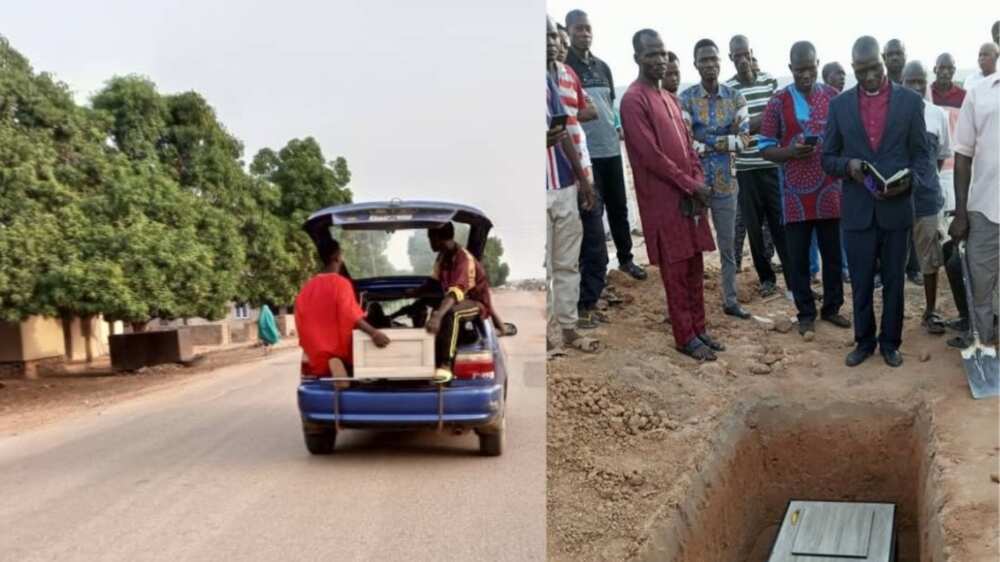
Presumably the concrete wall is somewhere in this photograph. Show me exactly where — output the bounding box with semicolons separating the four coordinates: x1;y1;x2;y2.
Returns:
276;314;296;337
19;316;64;362
64;316;111;362
187;324;229;346
0;316;66;378
229;321;258;344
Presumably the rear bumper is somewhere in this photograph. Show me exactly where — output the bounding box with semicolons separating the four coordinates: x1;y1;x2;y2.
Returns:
297;381;504;430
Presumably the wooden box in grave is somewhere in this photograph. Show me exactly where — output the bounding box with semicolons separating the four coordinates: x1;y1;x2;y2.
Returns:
768;500;897;562
352;328;436;379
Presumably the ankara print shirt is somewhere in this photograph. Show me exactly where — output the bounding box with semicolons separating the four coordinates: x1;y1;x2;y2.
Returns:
759;83;842;223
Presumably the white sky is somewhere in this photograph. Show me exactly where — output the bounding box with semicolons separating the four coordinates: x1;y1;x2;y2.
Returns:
548;0;989;90
1;0;545;279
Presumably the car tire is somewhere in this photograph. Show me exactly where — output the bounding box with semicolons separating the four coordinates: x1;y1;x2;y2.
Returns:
477;415;505;457
303;429;337;455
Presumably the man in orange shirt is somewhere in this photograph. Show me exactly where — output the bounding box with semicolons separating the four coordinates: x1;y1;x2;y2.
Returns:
295;237;390;384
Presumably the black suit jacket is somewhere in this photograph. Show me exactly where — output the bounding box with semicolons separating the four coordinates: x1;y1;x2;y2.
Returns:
822;83;931;231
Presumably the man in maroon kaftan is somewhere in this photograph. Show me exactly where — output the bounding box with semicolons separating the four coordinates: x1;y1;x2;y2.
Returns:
620;29;722;361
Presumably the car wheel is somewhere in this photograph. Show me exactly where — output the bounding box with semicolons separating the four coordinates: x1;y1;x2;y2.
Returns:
303;429;337;455
477;415;505;457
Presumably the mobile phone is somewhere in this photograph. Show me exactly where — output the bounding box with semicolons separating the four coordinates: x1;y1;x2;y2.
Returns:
803;135;819;146
549;114;568;130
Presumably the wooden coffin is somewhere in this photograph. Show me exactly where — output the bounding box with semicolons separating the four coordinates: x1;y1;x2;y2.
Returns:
769;500;896;562
352;328;436;379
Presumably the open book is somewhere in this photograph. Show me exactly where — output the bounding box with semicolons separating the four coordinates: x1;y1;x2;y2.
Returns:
861;162;911;194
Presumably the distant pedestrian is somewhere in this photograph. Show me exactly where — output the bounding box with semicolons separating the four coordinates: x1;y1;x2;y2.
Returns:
258;304;280;354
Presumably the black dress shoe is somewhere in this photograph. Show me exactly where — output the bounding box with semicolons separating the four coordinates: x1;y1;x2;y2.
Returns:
620;261;648;280
723;305;751;319
821;313;852;328
698;332;725;352
881;349;903;367
845;347;873;367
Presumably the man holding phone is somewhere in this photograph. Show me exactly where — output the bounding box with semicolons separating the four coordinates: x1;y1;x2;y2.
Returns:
760;41;849;339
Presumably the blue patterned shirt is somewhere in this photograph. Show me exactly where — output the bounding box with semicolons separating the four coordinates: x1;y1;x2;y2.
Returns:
678;83;749;194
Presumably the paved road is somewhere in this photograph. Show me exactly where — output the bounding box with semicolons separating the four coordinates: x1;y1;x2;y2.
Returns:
0;291;546;562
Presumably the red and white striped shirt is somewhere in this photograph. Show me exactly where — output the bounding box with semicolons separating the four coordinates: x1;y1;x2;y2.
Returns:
550;62;592;179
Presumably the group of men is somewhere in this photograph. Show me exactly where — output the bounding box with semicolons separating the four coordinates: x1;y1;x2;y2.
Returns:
546;12;999;369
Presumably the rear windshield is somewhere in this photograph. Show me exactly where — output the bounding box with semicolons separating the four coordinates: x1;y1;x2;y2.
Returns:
330;223;470;279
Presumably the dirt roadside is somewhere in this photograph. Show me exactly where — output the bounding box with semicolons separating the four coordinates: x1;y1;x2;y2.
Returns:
0;340;297;437
547;253;999;561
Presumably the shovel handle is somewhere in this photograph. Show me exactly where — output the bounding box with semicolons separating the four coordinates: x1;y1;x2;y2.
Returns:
957;242;983;344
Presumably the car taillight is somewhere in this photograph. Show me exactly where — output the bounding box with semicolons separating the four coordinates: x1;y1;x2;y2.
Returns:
453;352;494;380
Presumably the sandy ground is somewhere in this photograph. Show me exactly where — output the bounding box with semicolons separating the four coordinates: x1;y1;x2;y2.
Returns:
547;236;999;561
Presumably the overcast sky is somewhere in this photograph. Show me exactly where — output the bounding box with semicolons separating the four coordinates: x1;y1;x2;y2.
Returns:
2;0;545;279
548;0;989;91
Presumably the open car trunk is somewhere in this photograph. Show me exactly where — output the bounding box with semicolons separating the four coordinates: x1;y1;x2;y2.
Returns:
301;201;496;384
303;200;493;259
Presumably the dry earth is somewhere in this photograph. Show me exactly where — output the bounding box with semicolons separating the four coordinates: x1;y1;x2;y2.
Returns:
547;248;999;561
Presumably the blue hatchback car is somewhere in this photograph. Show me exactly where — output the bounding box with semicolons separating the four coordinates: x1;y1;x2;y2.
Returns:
297;201;509;456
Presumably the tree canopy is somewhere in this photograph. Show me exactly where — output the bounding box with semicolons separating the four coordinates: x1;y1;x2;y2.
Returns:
0;34;510;327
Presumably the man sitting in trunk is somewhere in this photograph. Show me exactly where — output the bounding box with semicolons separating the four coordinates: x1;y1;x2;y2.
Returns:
295;237;390;386
413;223;505;380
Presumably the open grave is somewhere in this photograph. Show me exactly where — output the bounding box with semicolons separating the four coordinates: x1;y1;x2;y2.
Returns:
638;400;946;562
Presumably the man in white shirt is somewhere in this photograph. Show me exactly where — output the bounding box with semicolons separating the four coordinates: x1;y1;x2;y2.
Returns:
949;72;999;345
963;42;998;91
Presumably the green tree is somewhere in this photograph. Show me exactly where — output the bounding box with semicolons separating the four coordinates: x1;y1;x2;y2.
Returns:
249;138;358;299
482;236;510;287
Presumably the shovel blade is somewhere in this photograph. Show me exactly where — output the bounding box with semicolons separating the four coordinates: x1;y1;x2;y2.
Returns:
963;347;1000;399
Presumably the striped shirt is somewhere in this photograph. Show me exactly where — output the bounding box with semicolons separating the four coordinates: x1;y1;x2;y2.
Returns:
546;75;575;191
550;62;592;177
724;72;779;171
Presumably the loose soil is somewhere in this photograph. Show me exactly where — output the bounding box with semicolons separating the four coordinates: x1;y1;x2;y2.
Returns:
547;250;999;561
